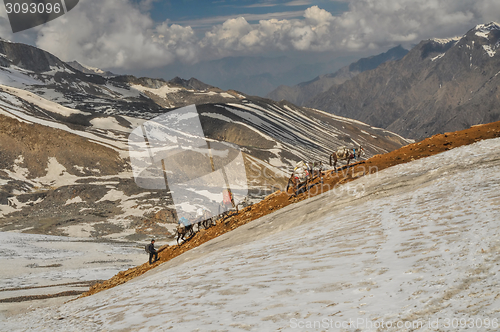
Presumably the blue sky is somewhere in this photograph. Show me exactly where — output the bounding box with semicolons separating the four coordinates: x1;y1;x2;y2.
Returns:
147;0;349;28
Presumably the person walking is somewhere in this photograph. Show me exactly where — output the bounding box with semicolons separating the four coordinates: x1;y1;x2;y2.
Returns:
146;239;158;264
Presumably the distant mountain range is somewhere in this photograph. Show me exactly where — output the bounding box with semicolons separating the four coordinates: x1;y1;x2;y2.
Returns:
267;45;409;106
0;39;409;241
305;22;500;140
142;54;354;97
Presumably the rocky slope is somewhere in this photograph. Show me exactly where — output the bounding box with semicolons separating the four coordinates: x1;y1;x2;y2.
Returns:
267;45;408;106
307;22;500;140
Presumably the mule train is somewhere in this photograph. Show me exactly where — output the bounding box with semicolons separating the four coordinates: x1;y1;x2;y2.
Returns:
285;161;324;197
174;190;250;245
329;145;364;170
174;210;219;245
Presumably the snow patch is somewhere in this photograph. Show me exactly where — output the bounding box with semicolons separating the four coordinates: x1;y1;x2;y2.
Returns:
64;197;83;205
96;189;125;203
195;90;217;96
201;112;234;123
90;117;128;132
483;44;497;57
0;103;130;155
0;231;146;313
0;68;44;87
0;84;90;117
431;53;445;61
12;155;29;180
131;84;181;97
219;92;235;98
103;83;142;99
36;157;80;187
431;36;460;44
475;22;500;39
59;224;94;238
7;196;43;209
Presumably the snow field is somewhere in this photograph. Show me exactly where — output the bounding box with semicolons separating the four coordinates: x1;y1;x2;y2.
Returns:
0;232;147;320
3;138;499;331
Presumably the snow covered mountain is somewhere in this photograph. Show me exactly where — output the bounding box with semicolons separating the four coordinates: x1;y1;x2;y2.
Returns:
3;133;499;331
0;39;411;243
307;22;500;140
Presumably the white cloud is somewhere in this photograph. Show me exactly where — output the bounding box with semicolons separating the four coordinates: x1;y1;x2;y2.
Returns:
171;10;304;27
329;0;480;50
35;0;195;70
199;6;337;55
304;5;333;25
199;0;497;56
473;0;500;23
23;0;500;71
201;17;254;53
137;0;159;12
155;23;199;62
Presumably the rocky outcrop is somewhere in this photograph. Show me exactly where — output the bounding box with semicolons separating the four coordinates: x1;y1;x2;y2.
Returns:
0;39;67;72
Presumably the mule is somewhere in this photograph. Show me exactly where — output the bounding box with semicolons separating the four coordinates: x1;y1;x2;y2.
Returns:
329;146;364;170
200;216;217;229
175;223;195;245
217;201;237;223
194;209;216;231
286;161;323;197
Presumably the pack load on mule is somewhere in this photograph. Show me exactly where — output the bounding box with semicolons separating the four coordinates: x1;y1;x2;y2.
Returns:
293;161;309;183
175;216;195;245
329;145;364;170
307;161;324;178
194;207;216;230
286;160;323;197
179;216;190;227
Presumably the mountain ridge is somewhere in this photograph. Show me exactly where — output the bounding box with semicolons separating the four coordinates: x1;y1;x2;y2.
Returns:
266;45;409;105
307;22;500;140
